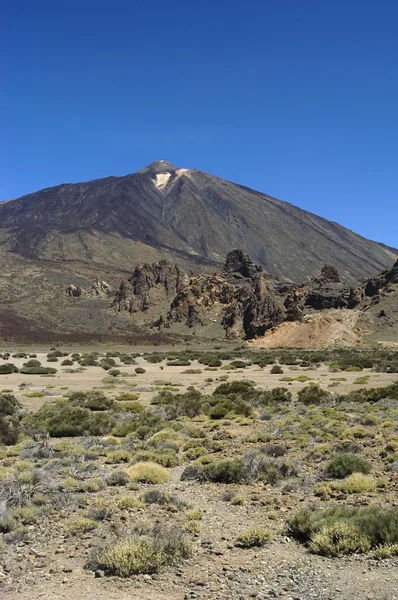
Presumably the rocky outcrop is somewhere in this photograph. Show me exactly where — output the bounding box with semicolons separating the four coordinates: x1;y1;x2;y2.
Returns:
66;278;112;298
364;260;398;297
66;284;82;297
114;259;187;314
91;277;112;296
111;250;394;342
223;249;262;280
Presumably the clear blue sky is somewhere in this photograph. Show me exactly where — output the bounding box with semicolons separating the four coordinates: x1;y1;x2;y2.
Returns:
2;0;397;247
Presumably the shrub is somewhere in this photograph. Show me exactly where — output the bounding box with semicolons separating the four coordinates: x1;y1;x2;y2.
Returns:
68;391;114;411
66;516;98;537
310;521;371;556
373;543;398;559
339;473;376;494
19;367;57;375
25;403;112;437
94;537;163;576
116;495;144;510
116;401;145;413
235;527;271;548
91;525;192;577
199;459;247;484
270;365;283;374
213;381;255;396
288;505;398;553
23;359;41;368
105;449;131;464
132;450;178;468
0;364;16;375
135;367;146;374
209;401;234;420
108;369;121;377
327;453;372;478
127;462;169;484
298;384;330;405
106;470;129;486
79;355;98;366
87;499;113;521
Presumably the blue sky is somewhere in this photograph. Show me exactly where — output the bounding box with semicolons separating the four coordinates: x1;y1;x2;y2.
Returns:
2;0;397;247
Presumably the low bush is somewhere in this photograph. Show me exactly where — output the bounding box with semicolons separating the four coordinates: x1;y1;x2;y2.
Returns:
66;516;98;537
68;391;115;411
199;459;247;484
235;527;271;548
90;524;191;577
105;449;131;464
24;402;113;437
327;453;372;478
288;505;398;555
298;384;330;405
310;521;371;556
19;367;57;375
106;470;129;486
127;462;169;484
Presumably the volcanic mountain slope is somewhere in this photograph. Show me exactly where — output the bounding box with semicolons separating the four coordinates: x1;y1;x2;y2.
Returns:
0;160;396;283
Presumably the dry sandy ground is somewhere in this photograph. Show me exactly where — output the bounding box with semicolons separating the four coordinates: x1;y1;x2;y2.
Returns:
1;351;397;412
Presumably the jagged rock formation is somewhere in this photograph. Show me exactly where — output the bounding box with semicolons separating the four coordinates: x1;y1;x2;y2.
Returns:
112;251;284;338
364;260;398;297
110;250;397;343
66;284;82;298
91;277;112;296
114;260;187;314
66;278;112;299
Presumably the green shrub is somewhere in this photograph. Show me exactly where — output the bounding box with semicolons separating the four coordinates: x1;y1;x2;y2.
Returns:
91;525;191;576
135;367;146;374
298;384;330;405
127;462;169;484
310;521;371;556
25;402;112;437
68;391;114;411
235;527;271;548
327;453;372;478
19;367;57;375
199;459;247;483
270;365;283;374
66;516;98;537
23;359;41;368
288;505;398;553
213;381;255;396
108;369;121;377
61;359;74;366
105;449;131;463
106;470;129;486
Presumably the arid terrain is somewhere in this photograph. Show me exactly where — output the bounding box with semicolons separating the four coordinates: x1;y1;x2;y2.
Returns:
1;345;398;600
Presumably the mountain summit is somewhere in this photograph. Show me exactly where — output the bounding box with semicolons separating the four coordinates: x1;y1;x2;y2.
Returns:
0;162;396;284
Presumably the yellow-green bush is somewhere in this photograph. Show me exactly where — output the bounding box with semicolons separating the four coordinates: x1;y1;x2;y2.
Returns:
235;527;271;548
310;522;371;556
127;462;169;484
66;516;98;537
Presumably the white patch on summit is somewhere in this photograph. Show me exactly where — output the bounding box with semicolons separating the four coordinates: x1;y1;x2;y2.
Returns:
153;172;171;190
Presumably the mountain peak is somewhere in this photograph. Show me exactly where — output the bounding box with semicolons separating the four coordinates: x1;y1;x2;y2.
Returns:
138;160;178;175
